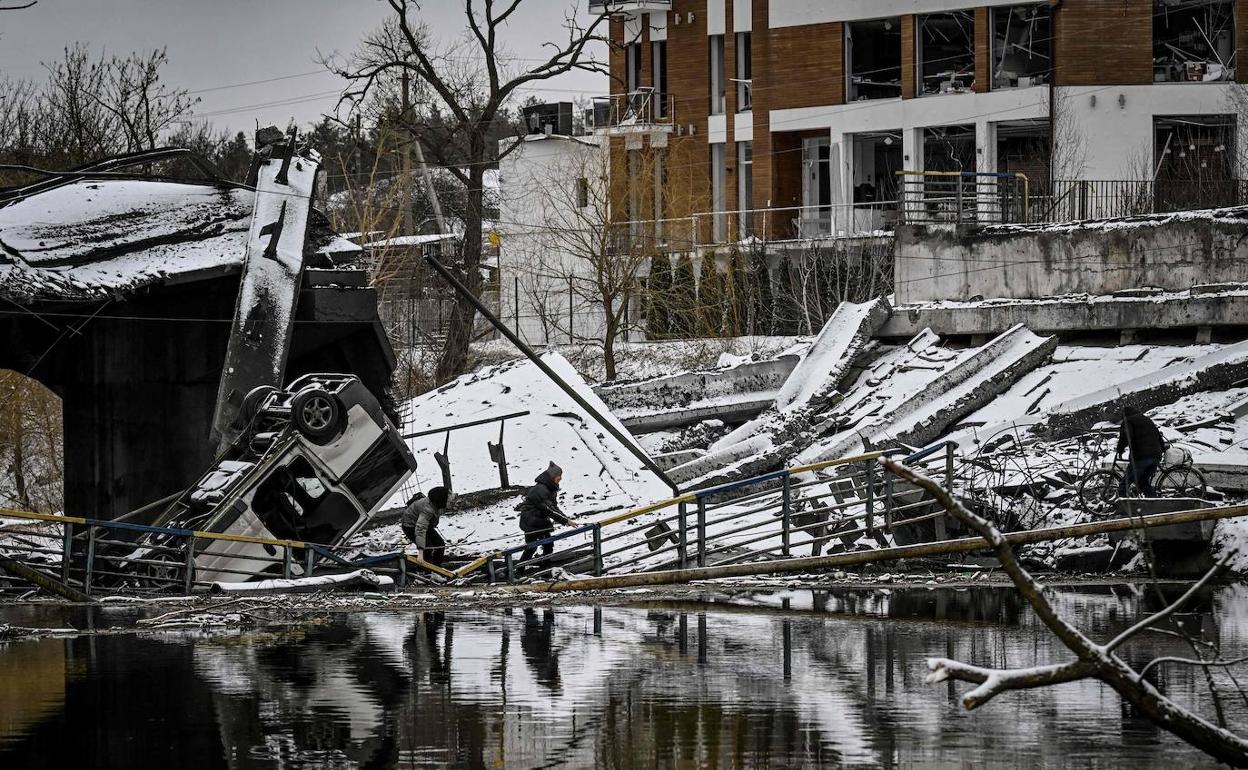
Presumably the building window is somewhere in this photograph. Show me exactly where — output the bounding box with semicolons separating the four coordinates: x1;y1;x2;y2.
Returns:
735;32;752;110
1153;0;1235;83
577;178;590;209
1155;115;1236;211
917;12;975;96
923;125;976;172
737;141;753;236
847;18;902;102
711;143;727;241
652;41;668;117
710;35;726;115
991;5;1051;89
626;42;642;94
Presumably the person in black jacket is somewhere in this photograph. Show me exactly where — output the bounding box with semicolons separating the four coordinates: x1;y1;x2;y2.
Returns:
1117;405;1165;497
517;462;577;574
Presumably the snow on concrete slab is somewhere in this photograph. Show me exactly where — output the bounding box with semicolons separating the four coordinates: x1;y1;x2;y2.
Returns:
793;325;1056;466
1034;338;1248;439
385;352;665;519
958;345;1221;429
774;298;892;412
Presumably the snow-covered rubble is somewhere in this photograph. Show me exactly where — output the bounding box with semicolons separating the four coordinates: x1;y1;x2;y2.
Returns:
357;353;671;557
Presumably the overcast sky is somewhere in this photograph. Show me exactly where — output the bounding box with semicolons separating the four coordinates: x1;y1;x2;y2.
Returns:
0;0;607;135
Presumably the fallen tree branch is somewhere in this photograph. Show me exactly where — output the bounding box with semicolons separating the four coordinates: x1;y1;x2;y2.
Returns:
882;457;1248;767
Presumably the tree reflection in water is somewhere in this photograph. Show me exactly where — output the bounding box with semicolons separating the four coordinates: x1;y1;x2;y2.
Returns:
2;584;1248;768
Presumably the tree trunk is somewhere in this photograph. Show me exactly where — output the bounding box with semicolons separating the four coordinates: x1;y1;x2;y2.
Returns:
435;142;486;384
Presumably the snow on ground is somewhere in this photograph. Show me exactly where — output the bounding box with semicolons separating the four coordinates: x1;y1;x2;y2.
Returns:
470;336;807;385
360;353;673;557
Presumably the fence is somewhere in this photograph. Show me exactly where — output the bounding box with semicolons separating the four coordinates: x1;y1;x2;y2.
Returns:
1032;179;1248;223
896;171;1030;226
466;443;958;584
0;507;437;598
591;89;676;131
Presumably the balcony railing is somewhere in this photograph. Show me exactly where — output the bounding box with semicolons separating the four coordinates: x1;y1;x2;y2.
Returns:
591;89;675;133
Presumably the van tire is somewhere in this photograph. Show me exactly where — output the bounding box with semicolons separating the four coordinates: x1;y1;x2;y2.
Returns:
291;389;342;442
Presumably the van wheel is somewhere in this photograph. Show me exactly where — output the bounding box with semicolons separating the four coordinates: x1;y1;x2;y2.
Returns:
240;385;277;424
291;389;342;442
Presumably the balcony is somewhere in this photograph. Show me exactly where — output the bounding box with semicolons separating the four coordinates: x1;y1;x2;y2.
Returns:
588;0;672;13
590;89;675;135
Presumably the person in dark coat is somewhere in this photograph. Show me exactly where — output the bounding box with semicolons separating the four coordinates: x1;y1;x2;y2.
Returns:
1117;405;1165;497
517;462;577;573
401;486;450;566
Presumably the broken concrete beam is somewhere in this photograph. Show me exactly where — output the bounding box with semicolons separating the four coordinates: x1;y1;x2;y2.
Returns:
595;355;798;434
710;298;890;452
677;326;1055;489
1034;338;1248;440
794;325;1056;467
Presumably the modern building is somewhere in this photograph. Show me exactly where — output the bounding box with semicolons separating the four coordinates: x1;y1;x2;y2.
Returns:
592;0;1248;242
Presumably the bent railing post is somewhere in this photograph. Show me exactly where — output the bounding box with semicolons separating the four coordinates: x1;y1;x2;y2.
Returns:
592;524;604;577
864;461;876;534
84;526;96;597
61;523;73;584
305;549;315;578
697;498;708;568
183;536;195;595
504;552;515;584
781;473;793;558
677;501;689;568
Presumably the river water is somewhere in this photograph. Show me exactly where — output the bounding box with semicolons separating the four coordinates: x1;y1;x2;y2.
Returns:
2;584;1248;768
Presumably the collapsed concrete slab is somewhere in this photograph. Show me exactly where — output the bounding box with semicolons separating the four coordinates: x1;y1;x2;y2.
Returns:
595;354;798;433
666;299;889;485
793;325;1058;466
1032;338;1248;440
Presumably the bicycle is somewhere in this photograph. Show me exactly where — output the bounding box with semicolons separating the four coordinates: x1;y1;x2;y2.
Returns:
1076;445;1208;517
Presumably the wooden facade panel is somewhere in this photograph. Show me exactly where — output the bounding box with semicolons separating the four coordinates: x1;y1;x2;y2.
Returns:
974;7;990;92
765;21;844;111
901;15;916;99
1054;0;1151;86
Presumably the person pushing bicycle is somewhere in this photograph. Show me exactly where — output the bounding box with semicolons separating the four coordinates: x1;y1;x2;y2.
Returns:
1116;405;1165;498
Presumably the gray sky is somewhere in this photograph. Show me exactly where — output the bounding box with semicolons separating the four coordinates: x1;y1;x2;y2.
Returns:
0;0;607;134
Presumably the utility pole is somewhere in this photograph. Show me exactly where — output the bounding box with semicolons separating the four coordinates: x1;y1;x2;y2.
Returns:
400;68;414;236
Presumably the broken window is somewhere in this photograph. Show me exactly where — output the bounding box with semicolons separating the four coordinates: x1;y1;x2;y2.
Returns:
652;41;668;117
1153;0;1236;83
923;125;976;172
626;41;642;93
710;34;726;115
1154;115;1237;210
918;11;976;96
847;18;902;101
992;4;1052;89
736;32;753;110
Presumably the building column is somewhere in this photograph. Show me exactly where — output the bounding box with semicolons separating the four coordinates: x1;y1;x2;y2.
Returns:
976;121;996;175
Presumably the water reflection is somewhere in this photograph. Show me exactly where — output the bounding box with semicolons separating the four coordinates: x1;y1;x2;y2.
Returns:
2;585;1247;768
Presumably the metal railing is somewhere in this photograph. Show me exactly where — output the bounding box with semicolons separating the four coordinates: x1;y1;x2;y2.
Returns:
466;442;961;584
591;89;675;132
0;507;442;598
897;171;1030;226
1031;179;1248;223
608;202;899;253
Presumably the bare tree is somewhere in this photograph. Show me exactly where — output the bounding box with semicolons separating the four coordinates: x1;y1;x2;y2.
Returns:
328;0;610;384
0;371;62;515
886;457;1248;767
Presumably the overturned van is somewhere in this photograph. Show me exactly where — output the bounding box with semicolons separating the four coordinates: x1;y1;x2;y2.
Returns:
122;374;416;585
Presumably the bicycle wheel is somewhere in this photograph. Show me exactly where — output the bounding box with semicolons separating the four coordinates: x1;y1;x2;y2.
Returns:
1157;465;1207;499
1078;469;1123;517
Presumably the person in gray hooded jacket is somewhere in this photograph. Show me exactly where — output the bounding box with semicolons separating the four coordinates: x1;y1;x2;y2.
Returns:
402;452;453;566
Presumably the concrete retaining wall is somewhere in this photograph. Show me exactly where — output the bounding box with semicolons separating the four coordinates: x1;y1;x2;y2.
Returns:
895;207;1248;303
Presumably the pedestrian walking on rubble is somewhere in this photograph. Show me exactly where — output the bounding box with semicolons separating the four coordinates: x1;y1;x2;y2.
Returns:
517;462;578;575
402;452;453;567
1117;405;1165;497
